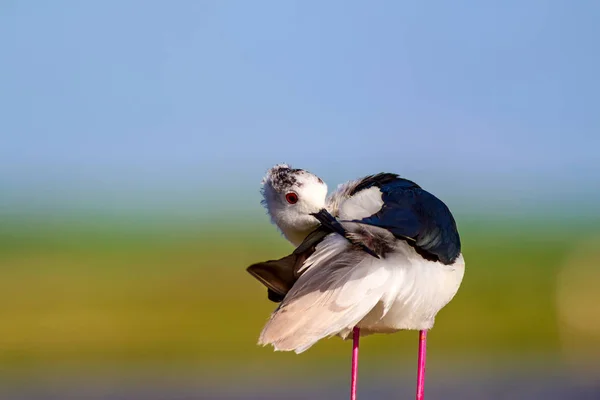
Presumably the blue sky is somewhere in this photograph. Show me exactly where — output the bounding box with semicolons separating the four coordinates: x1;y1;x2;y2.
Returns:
1;1;598;216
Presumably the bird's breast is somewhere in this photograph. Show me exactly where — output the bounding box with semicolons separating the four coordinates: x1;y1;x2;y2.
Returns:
357;249;465;334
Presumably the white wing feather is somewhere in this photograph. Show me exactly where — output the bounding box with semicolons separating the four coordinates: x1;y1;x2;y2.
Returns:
338;186;384;220
258;235;393;353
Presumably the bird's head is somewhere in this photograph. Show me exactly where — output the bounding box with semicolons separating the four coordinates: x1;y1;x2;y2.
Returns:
261;163;328;246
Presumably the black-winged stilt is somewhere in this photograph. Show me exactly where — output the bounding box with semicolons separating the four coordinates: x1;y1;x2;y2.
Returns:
248;164;464;400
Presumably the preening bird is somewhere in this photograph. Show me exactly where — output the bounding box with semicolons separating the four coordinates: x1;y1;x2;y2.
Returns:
247;164;465;400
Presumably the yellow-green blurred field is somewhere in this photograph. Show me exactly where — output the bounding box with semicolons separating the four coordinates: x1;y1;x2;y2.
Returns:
1;214;600;379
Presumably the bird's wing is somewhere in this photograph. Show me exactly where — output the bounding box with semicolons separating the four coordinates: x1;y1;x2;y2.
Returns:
338;174;461;265
258;234;392;353
246;254;298;302
246;226;332;302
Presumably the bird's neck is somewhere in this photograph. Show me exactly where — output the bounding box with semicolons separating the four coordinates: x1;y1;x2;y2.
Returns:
283;227;315;247
276;219;319;247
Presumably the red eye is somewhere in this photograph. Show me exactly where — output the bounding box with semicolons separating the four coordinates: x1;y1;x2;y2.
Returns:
285;192;298;204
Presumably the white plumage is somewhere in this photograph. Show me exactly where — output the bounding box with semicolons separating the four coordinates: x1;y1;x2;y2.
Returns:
252;164;465;354
258;223;465;353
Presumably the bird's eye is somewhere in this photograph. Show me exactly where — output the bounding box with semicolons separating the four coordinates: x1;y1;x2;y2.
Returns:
285;193;299;204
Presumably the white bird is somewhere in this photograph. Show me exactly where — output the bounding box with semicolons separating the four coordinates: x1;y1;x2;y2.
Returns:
247;164;465;400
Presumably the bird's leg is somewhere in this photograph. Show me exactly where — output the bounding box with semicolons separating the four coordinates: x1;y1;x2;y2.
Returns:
350;327;360;400
416;330;428;400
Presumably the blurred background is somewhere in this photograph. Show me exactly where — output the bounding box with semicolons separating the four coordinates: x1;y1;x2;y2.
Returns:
1;1;600;399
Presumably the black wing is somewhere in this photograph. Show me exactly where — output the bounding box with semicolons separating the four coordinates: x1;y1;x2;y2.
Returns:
246;225;331;303
347;176;461;265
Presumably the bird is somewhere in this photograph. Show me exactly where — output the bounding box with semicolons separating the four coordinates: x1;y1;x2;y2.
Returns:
247;164;465;400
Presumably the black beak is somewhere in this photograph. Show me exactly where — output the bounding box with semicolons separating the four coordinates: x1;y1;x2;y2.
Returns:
310;209;380;259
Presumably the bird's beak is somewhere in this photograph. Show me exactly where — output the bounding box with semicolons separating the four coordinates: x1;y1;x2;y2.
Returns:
310;209;327;218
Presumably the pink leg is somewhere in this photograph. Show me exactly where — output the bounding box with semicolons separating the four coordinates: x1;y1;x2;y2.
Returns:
416;330;428;400
350;327;360;400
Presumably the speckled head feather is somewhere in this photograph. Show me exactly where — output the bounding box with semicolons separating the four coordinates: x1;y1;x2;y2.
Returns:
261;163;323;194
260;163;328;247
262;164;303;193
